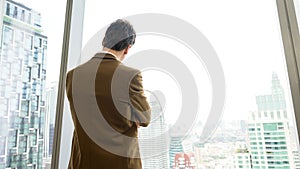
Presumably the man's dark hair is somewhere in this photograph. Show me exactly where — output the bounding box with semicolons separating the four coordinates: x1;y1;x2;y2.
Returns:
102;19;136;51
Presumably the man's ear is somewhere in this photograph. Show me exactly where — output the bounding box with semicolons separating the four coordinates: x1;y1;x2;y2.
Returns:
124;45;131;55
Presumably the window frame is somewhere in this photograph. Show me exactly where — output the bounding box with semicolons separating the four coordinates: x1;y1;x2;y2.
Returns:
51;0;85;168
50;0;300;168
277;0;300;143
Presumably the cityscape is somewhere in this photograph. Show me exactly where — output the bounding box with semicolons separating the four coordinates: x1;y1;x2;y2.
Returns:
0;0;300;169
138;73;300;169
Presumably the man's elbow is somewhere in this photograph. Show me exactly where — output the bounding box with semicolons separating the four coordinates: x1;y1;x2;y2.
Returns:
140;109;151;127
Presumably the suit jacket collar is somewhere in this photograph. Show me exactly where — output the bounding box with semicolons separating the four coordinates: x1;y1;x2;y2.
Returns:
92;51;120;61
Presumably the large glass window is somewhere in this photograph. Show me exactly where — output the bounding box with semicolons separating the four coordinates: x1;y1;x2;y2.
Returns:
0;0;66;168
59;0;300;169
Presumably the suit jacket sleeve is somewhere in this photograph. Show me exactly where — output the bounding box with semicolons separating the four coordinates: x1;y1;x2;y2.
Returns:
129;72;151;127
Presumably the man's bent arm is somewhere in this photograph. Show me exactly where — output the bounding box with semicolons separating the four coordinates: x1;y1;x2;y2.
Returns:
129;72;151;127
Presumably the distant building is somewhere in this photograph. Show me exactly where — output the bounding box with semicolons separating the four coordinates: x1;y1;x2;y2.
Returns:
139;92;168;169
256;72;286;112
169;136;184;168
182;139;194;153
172;152;196;169
44;82;57;158
240;120;247;133
247;72;300;169
193;141;238;168
193;142;204;167
233;149;252;169
0;0;47;168
169;125;189;169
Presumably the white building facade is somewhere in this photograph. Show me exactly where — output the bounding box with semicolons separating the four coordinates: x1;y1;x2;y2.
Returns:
139;94;169;169
247;73;300;169
0;0;47;168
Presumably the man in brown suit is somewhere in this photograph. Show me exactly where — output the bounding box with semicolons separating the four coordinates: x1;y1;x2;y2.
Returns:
66;19;151;169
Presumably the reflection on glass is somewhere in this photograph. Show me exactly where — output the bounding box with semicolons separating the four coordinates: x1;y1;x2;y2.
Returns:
0;0;65;168
60;0;300;169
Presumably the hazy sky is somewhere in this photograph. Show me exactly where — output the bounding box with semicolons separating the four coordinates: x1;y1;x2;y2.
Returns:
81;0;295;124
14;0;299;124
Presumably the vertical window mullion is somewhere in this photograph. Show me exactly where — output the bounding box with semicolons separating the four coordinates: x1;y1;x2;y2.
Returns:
276;0;300;144
50;0;74;168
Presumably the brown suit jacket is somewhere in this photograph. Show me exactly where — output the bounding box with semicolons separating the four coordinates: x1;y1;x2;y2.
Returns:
66;52;151;169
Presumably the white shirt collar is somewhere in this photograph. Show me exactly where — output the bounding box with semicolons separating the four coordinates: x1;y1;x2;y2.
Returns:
100;50;120;61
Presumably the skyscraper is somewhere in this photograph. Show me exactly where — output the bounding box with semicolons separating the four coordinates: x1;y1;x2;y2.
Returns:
256;72;286;112
43;82;58;169
44;82;57;159
139;92;168;169
169;124;191;169
0;0;47;168
247;72;300;169
169;135;184;169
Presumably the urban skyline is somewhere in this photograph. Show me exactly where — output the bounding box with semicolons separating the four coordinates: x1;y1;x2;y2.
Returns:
1;0;300;169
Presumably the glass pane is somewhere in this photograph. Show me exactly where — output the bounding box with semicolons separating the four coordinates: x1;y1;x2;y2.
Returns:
0;0;66;168
295;0;300;34
62;0;300;169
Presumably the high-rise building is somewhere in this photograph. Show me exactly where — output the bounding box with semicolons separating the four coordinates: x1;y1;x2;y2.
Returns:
0;0;47;168
247;72;300;169
169;127;186;169
233;149;252;169
256;72;286;112
42;82;58;169
44;82;57;158
139;93;168;169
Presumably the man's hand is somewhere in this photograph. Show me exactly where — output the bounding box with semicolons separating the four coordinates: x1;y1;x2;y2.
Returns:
135;122;140;128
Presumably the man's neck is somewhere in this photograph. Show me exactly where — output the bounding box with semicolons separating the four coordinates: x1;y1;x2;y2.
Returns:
103;47;123;61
